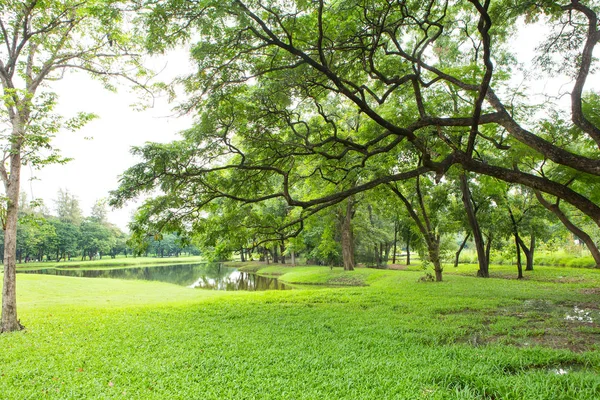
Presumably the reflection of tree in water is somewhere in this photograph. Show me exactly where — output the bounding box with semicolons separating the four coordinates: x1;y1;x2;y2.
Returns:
19;263;290;291
176;264;291;291
219;271;289;291
19;263;228;286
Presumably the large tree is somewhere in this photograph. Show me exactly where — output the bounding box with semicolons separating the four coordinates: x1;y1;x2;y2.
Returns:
1;0;146;332
113;0;600;278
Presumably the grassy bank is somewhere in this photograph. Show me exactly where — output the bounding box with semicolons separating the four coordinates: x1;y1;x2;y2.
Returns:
1;264;599;399
456;249;598;269
14;255;205;271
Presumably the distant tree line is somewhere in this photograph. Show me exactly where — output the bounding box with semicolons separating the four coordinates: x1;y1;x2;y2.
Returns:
0;190;199;263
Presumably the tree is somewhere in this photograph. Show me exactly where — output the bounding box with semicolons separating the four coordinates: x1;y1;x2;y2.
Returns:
54;189;83;225
78;218;112;260
353;193;395;268
107;225;128;259
504;186;551;275
49;218;79;261
112;1;600;280
388;175;454;281
458;172;489;277
1;0;146;332
90;198;108;225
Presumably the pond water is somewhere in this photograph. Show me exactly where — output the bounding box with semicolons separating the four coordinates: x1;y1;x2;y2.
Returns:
18;263;291;291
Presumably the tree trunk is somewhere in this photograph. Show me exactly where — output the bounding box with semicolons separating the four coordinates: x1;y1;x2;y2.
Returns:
392;220;398;264
406;231;411;265
516;233;535;272
459;173;489;277
291;250;296;266
485;233;493;266
454;232;471;268
279;242;286;264
515;234;523;279
273;245;279;264
534;191;600;267
507;206;524;279
1;153;24;333
240;247;245;262
430;240;443;282
383;242;390;264
525;234;535;271
434;263;443;281
340;197;355;271
374;244;380;267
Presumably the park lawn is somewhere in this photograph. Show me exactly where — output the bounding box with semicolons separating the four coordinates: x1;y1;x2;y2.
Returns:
15;255;205;271
1;265;600;399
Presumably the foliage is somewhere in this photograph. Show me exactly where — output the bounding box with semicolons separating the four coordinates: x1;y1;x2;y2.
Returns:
111;0;600;282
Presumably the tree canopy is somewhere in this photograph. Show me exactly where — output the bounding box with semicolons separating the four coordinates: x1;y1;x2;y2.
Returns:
112;0;600;279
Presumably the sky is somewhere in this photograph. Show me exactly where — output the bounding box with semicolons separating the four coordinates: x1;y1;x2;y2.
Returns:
22;50;194;231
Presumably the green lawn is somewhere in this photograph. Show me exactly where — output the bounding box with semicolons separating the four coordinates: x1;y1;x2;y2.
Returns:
1;264;599;399
15;255;205;271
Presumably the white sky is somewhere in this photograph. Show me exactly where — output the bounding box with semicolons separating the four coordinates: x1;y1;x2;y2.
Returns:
22;50;195;231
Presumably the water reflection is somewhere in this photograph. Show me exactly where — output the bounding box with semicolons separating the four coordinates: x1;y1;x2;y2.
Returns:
18;263;290;291
189;270;290;291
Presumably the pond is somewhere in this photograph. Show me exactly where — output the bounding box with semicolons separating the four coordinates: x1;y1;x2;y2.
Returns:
17;263;291;291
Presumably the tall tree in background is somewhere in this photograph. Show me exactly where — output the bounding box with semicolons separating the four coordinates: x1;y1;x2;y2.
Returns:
54;189;83;225
90;198;108;224
0;0;147;333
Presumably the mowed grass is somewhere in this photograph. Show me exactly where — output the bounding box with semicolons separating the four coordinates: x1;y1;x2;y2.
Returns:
1;264;600;399
16;255;205;271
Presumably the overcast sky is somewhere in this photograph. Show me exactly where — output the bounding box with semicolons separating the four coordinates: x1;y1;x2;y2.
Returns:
22;51;194;231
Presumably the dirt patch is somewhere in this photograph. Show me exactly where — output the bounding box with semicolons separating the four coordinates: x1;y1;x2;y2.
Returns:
580;287;600;295
489;272;531;280
387;264;408;270
500;323;600;353
454;301;600;352
457;324;600;352
547;276;588;283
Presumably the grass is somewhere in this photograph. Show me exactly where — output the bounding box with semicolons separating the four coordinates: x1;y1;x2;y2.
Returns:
456;249;597;268
15;255;205;271
1;263;600;399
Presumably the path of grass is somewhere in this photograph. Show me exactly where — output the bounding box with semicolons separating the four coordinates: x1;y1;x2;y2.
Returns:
1;264;599;399
15;255;205;271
